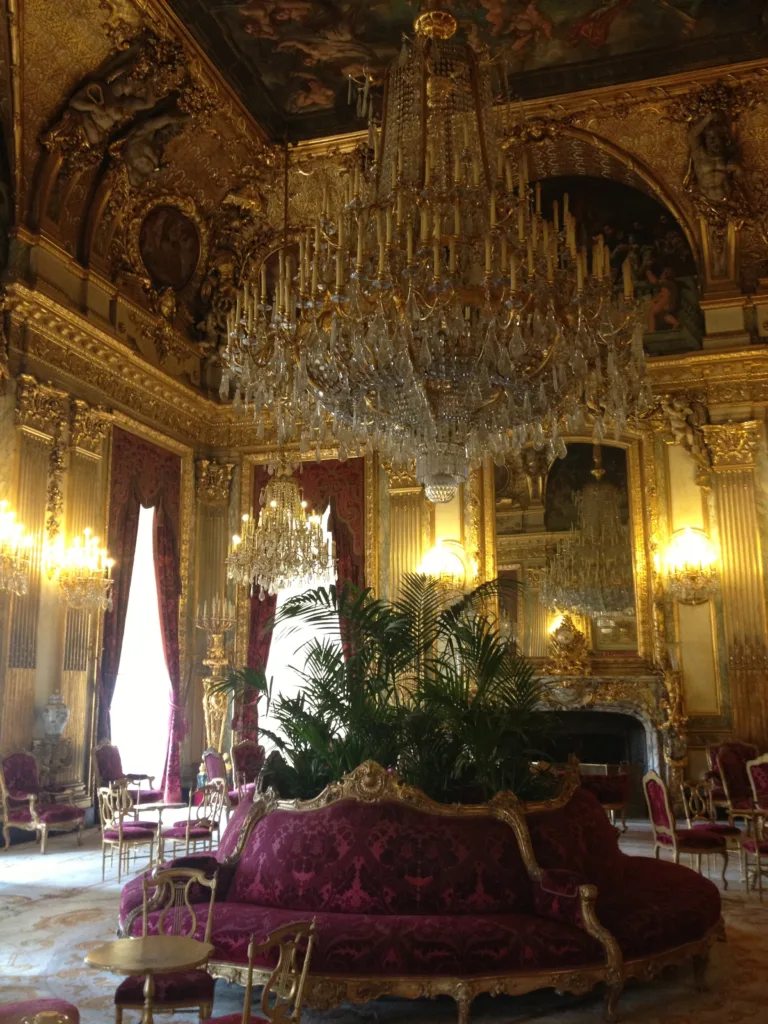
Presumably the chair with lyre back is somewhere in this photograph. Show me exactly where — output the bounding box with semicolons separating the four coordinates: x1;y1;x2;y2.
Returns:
97;783;157;881
159;779;226;861
203;920;316;1024
115;867;218;1024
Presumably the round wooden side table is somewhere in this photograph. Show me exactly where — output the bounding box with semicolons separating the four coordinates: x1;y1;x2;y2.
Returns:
85;935;214;1024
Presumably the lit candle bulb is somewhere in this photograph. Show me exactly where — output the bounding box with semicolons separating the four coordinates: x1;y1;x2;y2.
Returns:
510;253;517;292
485;234;492;275
407;223;414;264
623;256;633;299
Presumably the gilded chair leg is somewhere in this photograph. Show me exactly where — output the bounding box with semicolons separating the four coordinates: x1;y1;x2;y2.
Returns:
620;806;627;833
695;853;702;876
76;824;83;847
116;1005;123;1024
199;1003;212;1022
454;984;471;1024
603;981;623;1022
2;824;10;851
720;850;728;890
102;845;106;882
693;953;709;992
40;825;48;855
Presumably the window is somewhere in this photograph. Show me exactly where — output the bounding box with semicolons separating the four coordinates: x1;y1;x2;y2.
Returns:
261;506;333;748
111;505;171;783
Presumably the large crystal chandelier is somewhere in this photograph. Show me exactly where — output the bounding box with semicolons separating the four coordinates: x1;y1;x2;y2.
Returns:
220;3;649;503
0;500;32;596
45;529;114;612
541;446;635;616
226;468;334;598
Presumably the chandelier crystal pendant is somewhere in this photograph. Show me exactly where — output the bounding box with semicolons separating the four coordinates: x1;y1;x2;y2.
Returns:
221;3;650;503
0;500;32;596
541;446;635;617
45;528;115;612
226;468;334;599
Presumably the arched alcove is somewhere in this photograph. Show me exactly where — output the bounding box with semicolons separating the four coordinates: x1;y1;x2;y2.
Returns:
536;174;703;354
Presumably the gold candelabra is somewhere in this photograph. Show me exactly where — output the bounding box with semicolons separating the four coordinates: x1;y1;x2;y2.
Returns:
195;598;236;754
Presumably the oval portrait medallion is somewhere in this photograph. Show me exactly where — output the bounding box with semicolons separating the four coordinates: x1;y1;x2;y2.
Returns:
138;204;201;291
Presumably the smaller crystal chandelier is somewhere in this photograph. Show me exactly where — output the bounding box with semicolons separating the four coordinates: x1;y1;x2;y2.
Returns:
226;468;334;599
542;446;635;617
0;500;32;596
662;527;718;604
45;529;114;611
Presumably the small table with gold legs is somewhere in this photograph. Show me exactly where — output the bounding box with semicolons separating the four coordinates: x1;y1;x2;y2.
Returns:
85;936;214;1024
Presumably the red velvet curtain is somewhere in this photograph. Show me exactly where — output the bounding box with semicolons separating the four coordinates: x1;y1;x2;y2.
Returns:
154;500;183;802
99;427;182;799
299;458;365;591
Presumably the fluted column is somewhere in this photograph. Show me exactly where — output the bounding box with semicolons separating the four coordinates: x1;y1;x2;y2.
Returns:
0;375;68;754
59;401;109;790
388;467;431;603
701;421;768;745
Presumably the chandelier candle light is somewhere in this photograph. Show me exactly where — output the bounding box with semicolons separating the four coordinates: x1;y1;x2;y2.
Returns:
226;468;334;598
45;528;114;612
661;527;718;604
220;3;649;504
0;500;32;596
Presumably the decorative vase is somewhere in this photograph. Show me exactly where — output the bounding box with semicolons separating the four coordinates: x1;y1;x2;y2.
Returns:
41;691;70;738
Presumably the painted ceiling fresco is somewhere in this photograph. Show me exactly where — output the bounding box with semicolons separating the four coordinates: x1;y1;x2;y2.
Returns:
169;1;768;140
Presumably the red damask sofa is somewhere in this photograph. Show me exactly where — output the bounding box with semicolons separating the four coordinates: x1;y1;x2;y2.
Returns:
119;763;723;1023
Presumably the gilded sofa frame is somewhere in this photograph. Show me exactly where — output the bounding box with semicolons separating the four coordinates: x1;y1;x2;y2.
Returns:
122;761;724;1023
207;762;624;1022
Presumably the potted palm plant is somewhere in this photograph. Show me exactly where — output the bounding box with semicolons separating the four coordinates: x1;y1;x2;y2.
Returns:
215;574;554;803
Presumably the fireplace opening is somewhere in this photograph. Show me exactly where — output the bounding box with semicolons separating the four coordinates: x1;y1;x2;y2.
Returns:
545;710;651;816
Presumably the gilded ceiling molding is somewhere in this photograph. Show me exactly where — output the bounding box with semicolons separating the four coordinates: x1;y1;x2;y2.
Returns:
125;0;270;146
506;122;700;266
701;420;762;469
196;458;234;507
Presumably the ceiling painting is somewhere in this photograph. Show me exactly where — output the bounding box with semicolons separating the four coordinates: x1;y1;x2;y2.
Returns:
168;0;768;140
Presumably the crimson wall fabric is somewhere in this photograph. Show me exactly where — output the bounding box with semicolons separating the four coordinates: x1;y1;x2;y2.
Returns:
99;426;182;800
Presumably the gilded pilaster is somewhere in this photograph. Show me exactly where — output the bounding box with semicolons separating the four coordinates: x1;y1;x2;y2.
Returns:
388;467;427;604
523;567;549;659
60;401;109;790
0;375;68;754
700;421;768;745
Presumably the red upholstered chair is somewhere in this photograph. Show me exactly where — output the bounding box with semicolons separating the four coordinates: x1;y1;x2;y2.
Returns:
92;739;164;807
705;744;729;810
201;748;240;820
643;770;728;888
0;751;85;853
717;741;761;829
202;920;316;1024
230;740;265;798
160;780;226;861
578;762;630;832
746;753;768;811
0;999;80;1024
98;783;158;881
114;867;218;1024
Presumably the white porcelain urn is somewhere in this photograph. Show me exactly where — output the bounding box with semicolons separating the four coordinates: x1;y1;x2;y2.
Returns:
41;691;70;738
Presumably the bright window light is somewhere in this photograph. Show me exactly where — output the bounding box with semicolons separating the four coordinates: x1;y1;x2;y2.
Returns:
111;505;171;785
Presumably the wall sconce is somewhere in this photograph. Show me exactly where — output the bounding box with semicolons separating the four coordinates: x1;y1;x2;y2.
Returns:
662;527;718;605
45;528;114;612
418;540;468;590
0;500;32;596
